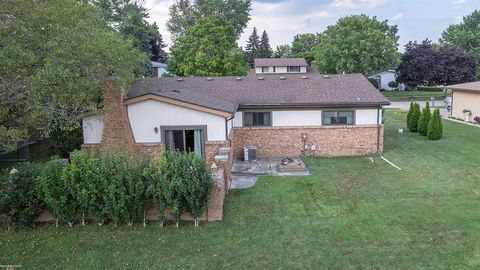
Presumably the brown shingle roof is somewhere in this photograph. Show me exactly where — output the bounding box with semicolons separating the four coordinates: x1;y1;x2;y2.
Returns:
254;58;308;67
127;69;390;113
448;81;480;92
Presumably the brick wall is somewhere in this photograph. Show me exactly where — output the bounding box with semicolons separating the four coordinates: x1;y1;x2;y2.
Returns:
233;125;383;158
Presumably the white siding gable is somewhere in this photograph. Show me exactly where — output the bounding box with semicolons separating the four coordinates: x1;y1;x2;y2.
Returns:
127;99;227;143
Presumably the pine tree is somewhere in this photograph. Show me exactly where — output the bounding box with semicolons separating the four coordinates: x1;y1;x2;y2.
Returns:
406;102;414;130
258;30;273;58
427;108;443;140
408;103;421;132
418;102;431;136
244;27;260;67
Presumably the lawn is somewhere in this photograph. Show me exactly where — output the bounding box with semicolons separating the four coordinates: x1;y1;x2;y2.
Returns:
383;90;446;101
1;112;480;269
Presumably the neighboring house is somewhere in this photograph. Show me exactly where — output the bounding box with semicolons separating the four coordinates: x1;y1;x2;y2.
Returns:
150;61;168;78
368;70;405;91
447;81;480;122
254;58;308;74
82;58;390;164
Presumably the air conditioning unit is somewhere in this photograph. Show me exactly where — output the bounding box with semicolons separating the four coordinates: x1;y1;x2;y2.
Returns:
244;145;257;162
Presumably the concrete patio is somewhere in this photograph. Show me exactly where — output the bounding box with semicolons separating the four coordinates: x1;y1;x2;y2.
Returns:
230;157;310;190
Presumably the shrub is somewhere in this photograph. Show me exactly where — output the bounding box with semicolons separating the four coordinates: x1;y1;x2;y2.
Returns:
417;102;431;136
474;116;480;124
144;150;168;227
181;151;211;227
406;102;414;129
37;158;67;227
427;108;443;140
61;150;99;226
408;103;421;132
368;78;379;89
97;151;147;226
388;81;398;88
0;162;42;228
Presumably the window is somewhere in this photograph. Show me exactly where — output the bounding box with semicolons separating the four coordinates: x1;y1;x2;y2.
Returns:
322;111;354;125
262;66;274;73
288;66;301;72
243;112;271;127
162;126;205;156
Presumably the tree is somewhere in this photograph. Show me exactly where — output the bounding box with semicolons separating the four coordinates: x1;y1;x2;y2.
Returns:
168;15;249;76
167;0;251;41
291;33;321;64
258;30;273;58
417;102;431;136
244;27;260;67
441;10;480;78
427;108;443;140
0;0;146;152
396;40;438;89
274;45;292;58
408;103;421;133
86;0;168;63
314;15;400;74
388;81;398;88
406;102;414;130
435;45;476;85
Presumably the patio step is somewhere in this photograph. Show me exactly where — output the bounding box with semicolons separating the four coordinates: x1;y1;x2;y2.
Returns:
218;147;231;155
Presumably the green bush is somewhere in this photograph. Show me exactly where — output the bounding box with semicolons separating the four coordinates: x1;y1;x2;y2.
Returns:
37;158;67;227
388;81;398;88
61;150;99;226
0;162;42;228
144;150;168;227
408;103;421;132
427;108;443;140
418;102;431;136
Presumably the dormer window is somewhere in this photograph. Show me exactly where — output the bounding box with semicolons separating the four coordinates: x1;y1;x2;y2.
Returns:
288;66;301;72
262;66;275;73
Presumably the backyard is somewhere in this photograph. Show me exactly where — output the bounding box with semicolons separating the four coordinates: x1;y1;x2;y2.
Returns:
1;111;480;269
382;90;446;101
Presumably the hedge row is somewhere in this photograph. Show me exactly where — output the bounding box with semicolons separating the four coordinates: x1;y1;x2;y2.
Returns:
0;149;211;229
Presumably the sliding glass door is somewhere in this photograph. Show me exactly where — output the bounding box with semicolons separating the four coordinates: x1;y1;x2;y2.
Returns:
163;126;205;156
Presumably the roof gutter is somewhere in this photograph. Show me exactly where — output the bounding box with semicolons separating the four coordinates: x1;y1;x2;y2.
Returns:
238;102;391;110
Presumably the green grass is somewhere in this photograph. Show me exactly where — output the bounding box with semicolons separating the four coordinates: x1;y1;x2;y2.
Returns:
0;140;54;170
1;112;480;269
383;91;446;101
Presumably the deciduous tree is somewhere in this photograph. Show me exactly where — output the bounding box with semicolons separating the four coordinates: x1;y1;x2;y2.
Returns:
314;15;400;74
167;0;251;41
291;33;321;64
274;45;292;58
168;15;249;76
396;40;438;89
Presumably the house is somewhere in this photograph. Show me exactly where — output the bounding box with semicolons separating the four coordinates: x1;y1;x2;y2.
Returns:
447;81;480;122
368;70;405;91
150;61;168;78
82;58;390;164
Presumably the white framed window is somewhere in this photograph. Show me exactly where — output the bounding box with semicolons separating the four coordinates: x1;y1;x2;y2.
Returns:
322;111;355;125
287;66;301;72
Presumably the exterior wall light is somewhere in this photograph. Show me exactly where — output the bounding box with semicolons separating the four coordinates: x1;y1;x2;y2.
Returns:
154;127;159;134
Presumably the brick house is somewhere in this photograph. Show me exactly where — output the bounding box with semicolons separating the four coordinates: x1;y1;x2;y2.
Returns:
82;58;390;163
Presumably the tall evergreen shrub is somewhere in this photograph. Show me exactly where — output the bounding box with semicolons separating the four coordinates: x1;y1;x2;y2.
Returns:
406;102;414;129
427;108;443;140
418;102;431;136
408;103;421;132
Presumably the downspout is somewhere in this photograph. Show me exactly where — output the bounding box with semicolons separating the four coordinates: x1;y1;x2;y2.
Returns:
376;106;381;153
225;115;235;147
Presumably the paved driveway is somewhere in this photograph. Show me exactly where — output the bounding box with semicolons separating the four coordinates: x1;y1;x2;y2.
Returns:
386;101;449;118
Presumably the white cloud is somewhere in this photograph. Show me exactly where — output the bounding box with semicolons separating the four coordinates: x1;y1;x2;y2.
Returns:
391;13;404;21
144;0;173;46
330;0;387;9
452;0;466;4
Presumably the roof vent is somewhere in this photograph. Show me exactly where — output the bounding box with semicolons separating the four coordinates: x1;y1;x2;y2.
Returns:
301;76;308;79
172;89;181;93
206;77;213;81
279;76;286;80
176;78;183;81
356;97;361;101
235;77;242;81
257;77;264;80
323;75;330;79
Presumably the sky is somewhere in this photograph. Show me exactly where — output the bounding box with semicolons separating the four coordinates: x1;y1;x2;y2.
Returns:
144;0;479;52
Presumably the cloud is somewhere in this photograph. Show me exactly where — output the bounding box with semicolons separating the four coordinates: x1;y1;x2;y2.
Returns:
391;13;404;21
330;0;387;9
452;0;466;4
